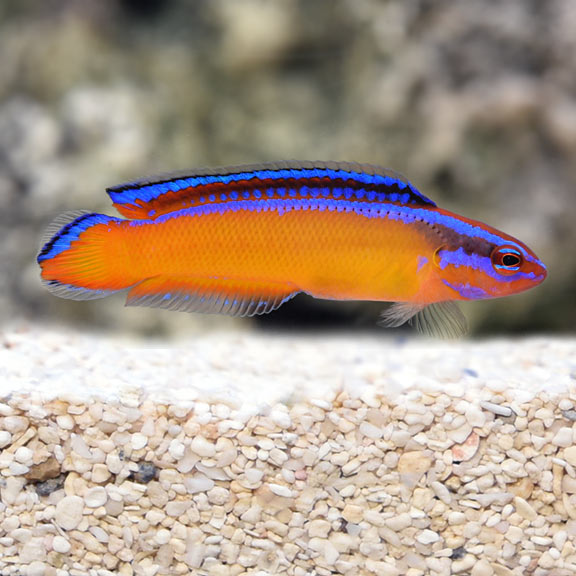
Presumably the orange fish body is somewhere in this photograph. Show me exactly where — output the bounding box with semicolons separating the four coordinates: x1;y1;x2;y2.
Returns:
38;161;547;336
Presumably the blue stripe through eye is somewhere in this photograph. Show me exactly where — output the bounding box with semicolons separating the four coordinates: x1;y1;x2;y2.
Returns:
495;264;520;271
498;248;521;256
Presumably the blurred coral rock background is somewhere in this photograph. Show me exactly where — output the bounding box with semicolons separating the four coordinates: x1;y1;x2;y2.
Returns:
1;0;573;334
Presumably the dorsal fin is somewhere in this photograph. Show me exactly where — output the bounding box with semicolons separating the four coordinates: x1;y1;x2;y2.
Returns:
107;160;436;219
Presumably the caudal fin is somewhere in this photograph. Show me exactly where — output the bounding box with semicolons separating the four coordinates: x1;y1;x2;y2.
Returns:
38;211;134;300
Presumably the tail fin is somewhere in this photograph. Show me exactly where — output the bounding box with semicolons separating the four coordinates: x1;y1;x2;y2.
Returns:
38;211;134;300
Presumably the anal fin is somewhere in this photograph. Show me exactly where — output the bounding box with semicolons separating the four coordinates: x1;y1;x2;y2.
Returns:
379;301;468;339
126;275;299;317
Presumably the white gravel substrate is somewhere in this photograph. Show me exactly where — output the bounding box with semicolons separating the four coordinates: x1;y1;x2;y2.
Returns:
1;326;576;576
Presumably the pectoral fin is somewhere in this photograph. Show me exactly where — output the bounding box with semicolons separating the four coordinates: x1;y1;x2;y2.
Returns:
379;301;468;339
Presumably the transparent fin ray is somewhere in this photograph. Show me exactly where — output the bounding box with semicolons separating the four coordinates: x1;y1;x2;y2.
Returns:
410;301;468;339
40;280;118;301
378;302;425;328
39;210;92;249
379;301;467;339
126;276;300;317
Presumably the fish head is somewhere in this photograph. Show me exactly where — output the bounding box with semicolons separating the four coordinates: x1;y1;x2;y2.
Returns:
432;218;547;301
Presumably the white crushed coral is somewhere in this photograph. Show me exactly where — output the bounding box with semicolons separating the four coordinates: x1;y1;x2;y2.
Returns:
0;326;575;575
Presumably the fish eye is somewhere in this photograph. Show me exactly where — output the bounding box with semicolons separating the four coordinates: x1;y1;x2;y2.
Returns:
502;254;520;267
492;246;523;274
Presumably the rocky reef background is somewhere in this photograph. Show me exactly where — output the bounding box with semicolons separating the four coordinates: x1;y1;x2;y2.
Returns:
1;0;574;336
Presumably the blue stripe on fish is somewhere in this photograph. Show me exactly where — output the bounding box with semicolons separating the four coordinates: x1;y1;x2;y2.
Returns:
442;280;490;299
135;197;545;277
145;198;503;245
107;162;435;214
38;213;117;262
417;256;428;272
437;247;541;282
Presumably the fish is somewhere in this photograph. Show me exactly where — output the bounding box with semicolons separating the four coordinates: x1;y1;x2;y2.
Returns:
37;160;547;337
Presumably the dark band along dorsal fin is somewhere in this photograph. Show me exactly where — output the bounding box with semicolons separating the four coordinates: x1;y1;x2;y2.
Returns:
107;160;435;220
126;275;300;317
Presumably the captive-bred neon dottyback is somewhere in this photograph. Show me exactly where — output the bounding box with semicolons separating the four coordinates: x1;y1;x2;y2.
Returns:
38;161;547;337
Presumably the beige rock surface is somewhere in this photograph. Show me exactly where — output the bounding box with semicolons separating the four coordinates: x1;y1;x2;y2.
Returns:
0;328;575;574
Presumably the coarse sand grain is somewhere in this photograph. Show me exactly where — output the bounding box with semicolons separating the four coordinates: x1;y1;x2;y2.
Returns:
1;326;575;575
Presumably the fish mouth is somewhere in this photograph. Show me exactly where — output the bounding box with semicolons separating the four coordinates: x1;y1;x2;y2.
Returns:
538;270;547;282
513;269;547;294
522;252;547;286
535;273;547;286
533;261;547;284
